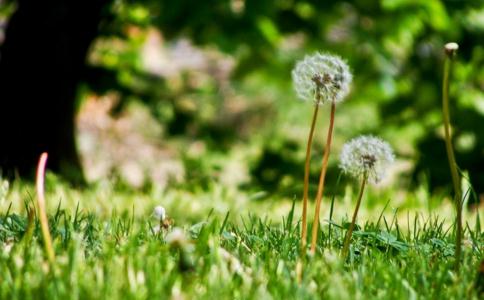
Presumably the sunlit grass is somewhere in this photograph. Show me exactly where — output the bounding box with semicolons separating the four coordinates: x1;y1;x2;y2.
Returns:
0;177;482;299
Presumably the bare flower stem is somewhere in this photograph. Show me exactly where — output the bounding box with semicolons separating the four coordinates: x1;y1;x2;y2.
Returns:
310;101;336;254
36;152;55;265
341;173;368;259
442;45;462;271
297;98;321;282
301;99;321;250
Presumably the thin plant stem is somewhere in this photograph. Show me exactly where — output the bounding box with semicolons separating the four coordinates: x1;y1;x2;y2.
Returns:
328;172;342;247
341;173;368;259
301;99;320;249
310;101;336;254
295;260;303;283
36;152;55;265
297;97;320;283
442;46;462;271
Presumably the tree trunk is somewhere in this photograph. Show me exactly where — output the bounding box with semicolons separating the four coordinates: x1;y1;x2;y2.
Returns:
0;0;109;183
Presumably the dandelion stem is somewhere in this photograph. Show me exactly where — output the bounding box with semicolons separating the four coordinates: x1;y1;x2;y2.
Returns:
301;99;320;250
297;97;320;283
442;44;462;271
310;101;336;254
341;172;368;259
36;152;55;265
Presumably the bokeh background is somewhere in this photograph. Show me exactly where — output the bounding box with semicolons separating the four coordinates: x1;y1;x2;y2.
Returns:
0;0;482;203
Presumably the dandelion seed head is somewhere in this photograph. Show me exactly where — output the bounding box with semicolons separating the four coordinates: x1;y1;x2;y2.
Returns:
153;205;166;221
292;52;352;104
444;42;459;57
339;135;394;184
165;227;187;247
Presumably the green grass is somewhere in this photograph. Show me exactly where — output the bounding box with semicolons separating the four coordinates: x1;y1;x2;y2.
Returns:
0;180;483;299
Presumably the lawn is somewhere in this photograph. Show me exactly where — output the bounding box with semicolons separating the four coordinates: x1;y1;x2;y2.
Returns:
1;1;483;299
0;179;482;299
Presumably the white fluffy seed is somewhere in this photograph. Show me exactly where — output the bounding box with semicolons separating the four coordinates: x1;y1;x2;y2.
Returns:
165;228;186;246
339;135;395;184
292;52;352;105
153;205;166;221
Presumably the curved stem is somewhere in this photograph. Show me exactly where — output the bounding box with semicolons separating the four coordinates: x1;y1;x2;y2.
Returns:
301;102;320;250
310;102;336;254
341;173;367;259
36;152;55;265
442;54;462;271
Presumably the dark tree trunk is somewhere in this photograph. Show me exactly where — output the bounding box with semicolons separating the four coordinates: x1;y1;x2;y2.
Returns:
0;0;109;183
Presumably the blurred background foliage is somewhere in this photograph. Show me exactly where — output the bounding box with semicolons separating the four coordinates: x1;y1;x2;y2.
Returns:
0;0;483;200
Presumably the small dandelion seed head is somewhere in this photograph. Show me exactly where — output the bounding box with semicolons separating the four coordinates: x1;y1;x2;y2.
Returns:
292;52;352;105
153;205;166;221
444;42;459;57
165;227;187;247
339;135;395;184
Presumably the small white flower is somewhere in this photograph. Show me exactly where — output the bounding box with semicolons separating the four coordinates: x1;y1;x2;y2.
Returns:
444;42;458;52
152;224;161;234
292;52;352;104
165;227;187;246
339;135;394;184
153;205;166;221
444;42;459;57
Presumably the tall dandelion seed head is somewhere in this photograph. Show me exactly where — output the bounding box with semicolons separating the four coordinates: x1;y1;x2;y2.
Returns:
292;52;352;104
339;135;395;184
